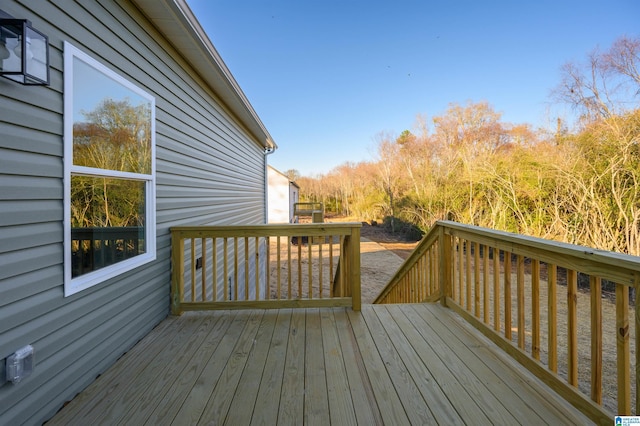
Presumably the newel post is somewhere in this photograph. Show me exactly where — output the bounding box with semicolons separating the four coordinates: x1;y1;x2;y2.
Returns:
350;226;362;311
439;226;453;307
170;229;185;315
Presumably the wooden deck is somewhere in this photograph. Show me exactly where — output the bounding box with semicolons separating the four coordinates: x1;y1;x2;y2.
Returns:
47;304;595;425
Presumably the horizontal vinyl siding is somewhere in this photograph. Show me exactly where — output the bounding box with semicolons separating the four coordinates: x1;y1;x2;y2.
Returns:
0;0;268;424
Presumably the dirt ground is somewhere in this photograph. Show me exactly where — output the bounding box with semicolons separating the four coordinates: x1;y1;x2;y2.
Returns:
270;216;419;304
330;217;420;303
359;222;420;260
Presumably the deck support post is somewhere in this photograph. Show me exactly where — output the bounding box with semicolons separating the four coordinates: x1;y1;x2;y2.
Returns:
439;227;452;307
171;230;185;315
349;227;361;311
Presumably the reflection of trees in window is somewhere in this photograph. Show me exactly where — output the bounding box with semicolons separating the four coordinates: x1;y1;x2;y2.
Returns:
70;177;146;277
71;176;145;228
72;98;150;229
73;98;151;174
71;98;151;277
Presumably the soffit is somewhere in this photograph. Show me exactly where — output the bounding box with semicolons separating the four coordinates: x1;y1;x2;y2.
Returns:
131;0;276;150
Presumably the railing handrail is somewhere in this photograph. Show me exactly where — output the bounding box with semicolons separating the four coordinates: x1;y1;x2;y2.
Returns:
437;220;640;284
293;202;324;216
171;222;357;236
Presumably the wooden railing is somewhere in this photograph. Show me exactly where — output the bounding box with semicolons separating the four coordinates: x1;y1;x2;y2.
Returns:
293;202;324;216
71;226;144;277
374;220;640;423
170;223;361;314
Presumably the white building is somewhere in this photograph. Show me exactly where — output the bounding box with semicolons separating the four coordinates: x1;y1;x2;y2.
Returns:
267;166;299;223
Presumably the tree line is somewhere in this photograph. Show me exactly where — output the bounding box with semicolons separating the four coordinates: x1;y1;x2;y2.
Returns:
295;36;640;256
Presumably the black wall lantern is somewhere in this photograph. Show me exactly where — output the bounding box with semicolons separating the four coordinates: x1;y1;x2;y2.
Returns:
0;18;50;85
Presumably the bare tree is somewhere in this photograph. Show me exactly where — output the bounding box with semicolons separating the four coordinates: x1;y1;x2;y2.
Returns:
555;35;640;124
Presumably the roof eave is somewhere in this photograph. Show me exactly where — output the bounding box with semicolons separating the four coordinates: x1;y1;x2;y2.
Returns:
131;0;277;151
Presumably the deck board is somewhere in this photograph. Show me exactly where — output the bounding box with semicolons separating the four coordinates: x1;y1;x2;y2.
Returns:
47;304;596;425
277;309;305;425
373;305;473;424
249;309;291;426
415;304;592;425
360;307;437;425
222;310;277;425
332;309;383;426
304;308;330;425
345;309;411;425
320;308;358;425
142;311;237;425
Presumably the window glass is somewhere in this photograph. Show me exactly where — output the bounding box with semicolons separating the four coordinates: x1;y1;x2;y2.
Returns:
72;57;152;174
64;42;156;296
70;176;146;277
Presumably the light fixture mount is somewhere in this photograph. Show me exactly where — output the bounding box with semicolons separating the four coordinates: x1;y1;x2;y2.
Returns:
0;17;50;85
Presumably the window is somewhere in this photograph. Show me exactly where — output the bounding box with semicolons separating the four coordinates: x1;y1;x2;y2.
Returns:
63;42;156;296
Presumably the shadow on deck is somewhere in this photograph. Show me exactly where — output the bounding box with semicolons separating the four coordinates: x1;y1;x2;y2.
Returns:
48;304;593;425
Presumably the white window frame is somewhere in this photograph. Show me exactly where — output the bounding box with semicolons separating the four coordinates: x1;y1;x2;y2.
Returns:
63;42;156;296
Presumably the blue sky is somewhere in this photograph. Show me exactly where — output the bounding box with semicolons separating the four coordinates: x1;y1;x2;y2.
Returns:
186;0;639;176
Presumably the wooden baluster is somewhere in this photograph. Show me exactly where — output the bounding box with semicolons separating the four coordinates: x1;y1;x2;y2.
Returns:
483;244;489;323
298;235;303;298
420;255;426;302
517;255;525;350
234;237;239;301
474;242;481;318
329;236;334;297
223;237;228;301
466;240;472;311
504;253;512;341
212;238;217;302
458;239;464;306
531;259;540;360
425;247;430;297
244;237;249;300
567;269;578;386
441;230;452;307
308;236;313;299
590;276;602;404
338;235;345;297
276;236;282;300
434;244;439;296
547;263;557;372
255;236;260;300
201;238;207;301
319;239;323;298
451;237;456;302
616;282;630;414
190;238;196;302
287;236;292;299
493;247;500;332
412;258;418;302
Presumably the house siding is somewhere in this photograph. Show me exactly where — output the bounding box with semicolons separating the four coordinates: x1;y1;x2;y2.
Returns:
0;0;268;424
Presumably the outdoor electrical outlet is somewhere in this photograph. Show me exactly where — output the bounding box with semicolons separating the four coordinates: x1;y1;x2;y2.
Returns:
6;345;34;384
